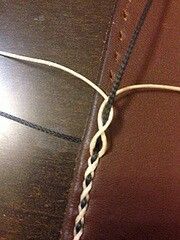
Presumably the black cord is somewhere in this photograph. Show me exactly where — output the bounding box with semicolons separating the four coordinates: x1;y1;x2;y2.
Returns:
0;111;81;143
0;0;152;148
102;0;153;124
75;0;153;235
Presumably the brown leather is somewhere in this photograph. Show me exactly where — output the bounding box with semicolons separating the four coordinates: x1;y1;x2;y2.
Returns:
62;1;180;239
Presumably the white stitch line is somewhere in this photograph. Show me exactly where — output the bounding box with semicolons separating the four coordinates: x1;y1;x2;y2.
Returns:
0;51;179;240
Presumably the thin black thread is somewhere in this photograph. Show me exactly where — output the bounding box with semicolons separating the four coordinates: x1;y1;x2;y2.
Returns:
103;0;153;124
75;0;153;235
75;152;99;234
0;111;81;143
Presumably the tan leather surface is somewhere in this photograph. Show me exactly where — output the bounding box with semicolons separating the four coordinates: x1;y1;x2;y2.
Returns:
62;0;180;239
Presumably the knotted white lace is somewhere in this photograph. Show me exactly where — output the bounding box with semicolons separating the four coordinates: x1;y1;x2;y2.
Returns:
0;51;179;240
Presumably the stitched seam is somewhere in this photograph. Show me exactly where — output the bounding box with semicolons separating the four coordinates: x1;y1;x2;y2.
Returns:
73;1;133;239
110;0;132;83
73;0;153;238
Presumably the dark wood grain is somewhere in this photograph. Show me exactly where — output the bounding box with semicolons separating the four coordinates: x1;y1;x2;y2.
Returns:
0;1;116;239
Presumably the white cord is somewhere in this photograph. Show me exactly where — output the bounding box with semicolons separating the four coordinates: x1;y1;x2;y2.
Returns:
0;51;180;240
0;51;107;100
75;83;180;240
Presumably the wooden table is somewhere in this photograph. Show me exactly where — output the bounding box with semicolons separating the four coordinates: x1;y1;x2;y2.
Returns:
0;1;116;239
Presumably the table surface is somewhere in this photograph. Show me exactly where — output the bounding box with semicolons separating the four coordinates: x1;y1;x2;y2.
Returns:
0;1;116;239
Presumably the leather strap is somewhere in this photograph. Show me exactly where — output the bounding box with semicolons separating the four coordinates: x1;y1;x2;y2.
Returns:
62;1;180;239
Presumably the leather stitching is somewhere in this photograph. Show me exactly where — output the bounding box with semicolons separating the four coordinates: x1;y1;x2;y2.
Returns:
109;0;132;83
